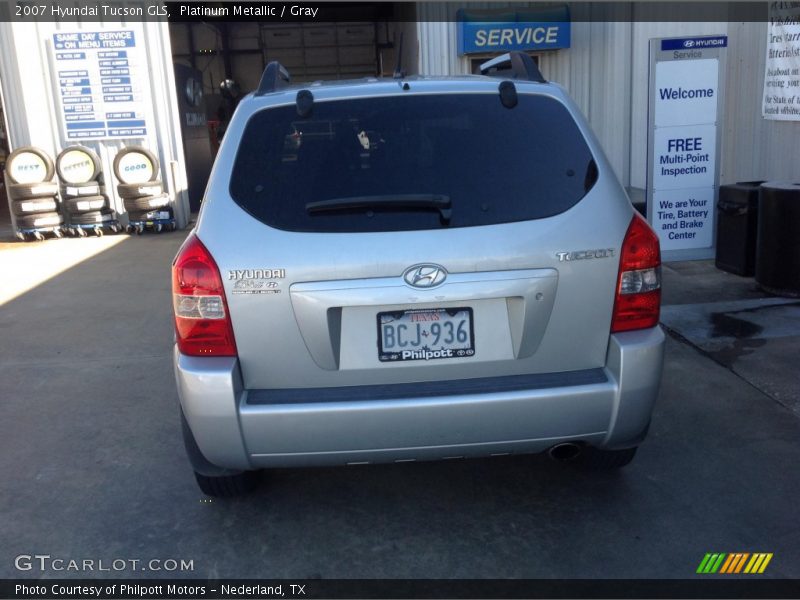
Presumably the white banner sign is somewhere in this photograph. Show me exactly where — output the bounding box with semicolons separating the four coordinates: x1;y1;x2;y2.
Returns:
762;2;800;120
647;37;726;258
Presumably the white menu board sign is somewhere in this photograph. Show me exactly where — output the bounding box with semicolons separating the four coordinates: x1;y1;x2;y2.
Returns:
51;29;149;140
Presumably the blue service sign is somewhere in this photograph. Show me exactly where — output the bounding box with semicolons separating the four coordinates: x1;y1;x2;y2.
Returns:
661;36;727;51
53;30;136;50
458;7;570;55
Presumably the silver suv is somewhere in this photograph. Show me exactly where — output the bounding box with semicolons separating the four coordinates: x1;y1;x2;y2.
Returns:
172;53;665;497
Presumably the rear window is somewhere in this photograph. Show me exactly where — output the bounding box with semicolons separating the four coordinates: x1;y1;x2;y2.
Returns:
229;92;597;233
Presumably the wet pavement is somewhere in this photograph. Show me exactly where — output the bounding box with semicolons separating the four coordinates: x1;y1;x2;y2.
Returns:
661;263;800;415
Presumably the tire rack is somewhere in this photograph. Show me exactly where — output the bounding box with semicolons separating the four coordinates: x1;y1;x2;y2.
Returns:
113;146;176;235
57;146;122;237
4;146;64;241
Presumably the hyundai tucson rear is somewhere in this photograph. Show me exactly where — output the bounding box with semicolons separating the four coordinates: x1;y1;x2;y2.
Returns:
173;54;665;497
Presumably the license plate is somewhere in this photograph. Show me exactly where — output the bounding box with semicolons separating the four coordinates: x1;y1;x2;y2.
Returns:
377;307;475;362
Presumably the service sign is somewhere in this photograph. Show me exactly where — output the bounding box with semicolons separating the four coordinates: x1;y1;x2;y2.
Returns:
49;29;150;140
647;36;727;260
457;7;570;55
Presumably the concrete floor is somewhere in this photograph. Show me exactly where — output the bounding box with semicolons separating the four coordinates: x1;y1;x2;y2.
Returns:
661;296;800;413
0;233;798;579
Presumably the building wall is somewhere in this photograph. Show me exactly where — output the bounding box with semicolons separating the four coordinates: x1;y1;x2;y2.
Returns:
415;7;800;190
170;21;398;95
0;13;191;226
723;20;800;183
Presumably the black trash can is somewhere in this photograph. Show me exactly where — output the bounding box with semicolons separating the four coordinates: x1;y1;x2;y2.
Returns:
715;181;763;276
756;181;800;297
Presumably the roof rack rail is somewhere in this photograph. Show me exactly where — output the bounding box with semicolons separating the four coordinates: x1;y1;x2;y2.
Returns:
256;61;290;96
479;51;546;83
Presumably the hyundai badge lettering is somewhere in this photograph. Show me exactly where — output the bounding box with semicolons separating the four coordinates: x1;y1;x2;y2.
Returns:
228;269;285;295
228;269;285;280
556;248;615;262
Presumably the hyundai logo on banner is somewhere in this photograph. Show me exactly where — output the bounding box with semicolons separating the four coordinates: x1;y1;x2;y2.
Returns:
661;36;728;51
457;6;571;55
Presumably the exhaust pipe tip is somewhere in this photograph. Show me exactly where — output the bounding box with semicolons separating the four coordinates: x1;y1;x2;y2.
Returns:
547;442;582;462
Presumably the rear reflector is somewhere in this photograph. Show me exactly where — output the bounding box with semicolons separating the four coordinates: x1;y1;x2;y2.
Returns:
611;213;662;333
172;235;237;356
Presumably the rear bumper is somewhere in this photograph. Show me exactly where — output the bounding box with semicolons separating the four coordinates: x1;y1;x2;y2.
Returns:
174;327;665;470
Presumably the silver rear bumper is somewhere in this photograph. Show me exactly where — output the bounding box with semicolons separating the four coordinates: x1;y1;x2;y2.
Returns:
174;327;665;470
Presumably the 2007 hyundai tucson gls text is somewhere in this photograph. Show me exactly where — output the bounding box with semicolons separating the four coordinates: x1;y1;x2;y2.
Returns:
172;53;665;497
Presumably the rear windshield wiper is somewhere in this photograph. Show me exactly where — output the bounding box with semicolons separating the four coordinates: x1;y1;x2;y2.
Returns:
305;194;452;223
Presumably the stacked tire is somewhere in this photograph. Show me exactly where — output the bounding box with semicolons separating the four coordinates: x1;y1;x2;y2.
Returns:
113;146;175;233
56;145;119;236
4;146;64;240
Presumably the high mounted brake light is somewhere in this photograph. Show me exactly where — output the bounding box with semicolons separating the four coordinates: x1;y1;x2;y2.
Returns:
172;235;237;356
611;213;662;333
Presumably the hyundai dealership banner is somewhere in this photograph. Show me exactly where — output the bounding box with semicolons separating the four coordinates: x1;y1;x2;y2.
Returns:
647;35;727;261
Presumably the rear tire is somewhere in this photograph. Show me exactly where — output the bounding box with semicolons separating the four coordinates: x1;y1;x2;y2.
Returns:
575;446;637;470
180;408;259;497
194;471;259;498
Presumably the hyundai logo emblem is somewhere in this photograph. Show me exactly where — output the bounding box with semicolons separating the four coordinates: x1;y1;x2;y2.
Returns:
403;264;447;289
684;40;695;48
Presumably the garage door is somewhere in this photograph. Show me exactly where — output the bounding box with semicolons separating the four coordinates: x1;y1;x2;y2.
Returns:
261;23;377;82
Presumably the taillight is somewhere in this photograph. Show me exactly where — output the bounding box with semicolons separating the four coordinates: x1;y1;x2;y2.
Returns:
172;235;237;356
611;213;662;333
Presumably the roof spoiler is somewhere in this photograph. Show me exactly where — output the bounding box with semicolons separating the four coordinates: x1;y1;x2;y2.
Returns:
256;61;290;95
479;51;546;83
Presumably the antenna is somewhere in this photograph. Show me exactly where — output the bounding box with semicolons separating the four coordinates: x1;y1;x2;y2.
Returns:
393;32;405;79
